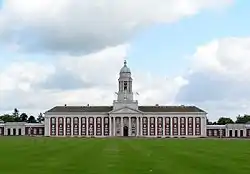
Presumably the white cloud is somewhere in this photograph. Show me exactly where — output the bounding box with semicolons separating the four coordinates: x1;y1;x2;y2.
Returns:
0;45;187;116
177;37;250;121
0;0;232;54
191;37;250;81
0;61;55;91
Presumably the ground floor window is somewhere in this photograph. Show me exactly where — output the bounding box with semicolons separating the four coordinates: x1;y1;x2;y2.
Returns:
19;128;22;135
33;128;37;135
229;130;232;137
13;128;16;135
234;130;238;137
240;130;244;137
39;128;43;135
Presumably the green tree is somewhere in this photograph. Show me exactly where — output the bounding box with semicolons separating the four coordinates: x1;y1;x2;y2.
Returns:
20;113;28;122
13;108;20;121
235;115;250;124
28;116;37;123
37;113;44;123
217;117;234;125
13;108;19;117
0;114;15;122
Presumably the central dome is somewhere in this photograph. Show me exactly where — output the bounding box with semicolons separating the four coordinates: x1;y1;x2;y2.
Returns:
120;60;131;73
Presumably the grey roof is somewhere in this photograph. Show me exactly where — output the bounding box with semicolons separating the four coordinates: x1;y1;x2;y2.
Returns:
46;105;205;113
46;106;113;113
138;106;205;113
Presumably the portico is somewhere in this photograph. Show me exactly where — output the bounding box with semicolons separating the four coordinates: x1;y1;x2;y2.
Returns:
109;116;140;137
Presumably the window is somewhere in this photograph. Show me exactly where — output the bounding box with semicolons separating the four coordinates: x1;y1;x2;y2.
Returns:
124;82;127;90
74;117;78;124
18;128;22;135
39;128;43;135
8;128;10;135
51;117;56;124
13;128;16;136
66;117;71;124
81;117;86;123
240;130;244;137
59;118;63;124
235;130;238;137
214;130;217;136
89;117;93;123
33;128;37;135
229;130;232;137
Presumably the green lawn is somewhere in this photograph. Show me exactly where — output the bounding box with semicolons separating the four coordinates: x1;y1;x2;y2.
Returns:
0;137;250;174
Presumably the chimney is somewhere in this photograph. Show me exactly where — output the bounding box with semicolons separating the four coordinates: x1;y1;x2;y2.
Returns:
64;104;67;106
155;104;159;106
87;104;90;107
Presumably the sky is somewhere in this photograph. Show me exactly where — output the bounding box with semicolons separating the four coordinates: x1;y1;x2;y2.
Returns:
0;0;250;121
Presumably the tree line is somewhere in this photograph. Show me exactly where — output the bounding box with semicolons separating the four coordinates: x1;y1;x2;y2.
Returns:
0;108;44;123
207;115;250;125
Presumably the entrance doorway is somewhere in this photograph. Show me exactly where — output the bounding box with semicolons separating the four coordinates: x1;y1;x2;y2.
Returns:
229;130;232;137
235;130;238;137
13;128;16;136
7;128;10;135
123;126;128;136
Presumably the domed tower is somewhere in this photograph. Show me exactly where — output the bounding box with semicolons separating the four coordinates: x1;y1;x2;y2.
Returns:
113;60;138;110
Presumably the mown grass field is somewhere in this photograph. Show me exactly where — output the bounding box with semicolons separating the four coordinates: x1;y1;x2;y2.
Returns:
0;137;250;174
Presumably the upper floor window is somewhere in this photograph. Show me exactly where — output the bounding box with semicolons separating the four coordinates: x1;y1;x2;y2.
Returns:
124;82;127;91
51;117;56;124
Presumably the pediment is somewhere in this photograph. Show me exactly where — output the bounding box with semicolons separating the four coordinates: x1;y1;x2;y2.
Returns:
109;107;142;114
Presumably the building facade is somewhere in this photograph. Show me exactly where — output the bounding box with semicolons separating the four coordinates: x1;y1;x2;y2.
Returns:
43;60;207;137
0;60;250;138
207;124;250;138
0;121;44;136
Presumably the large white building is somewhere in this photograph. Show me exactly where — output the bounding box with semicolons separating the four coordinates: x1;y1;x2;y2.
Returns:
44;60;207;137
1;60;250;138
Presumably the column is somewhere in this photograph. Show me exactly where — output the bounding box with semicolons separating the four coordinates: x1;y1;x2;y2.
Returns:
163;117;165;137
86;117;89;137
178;117;180;137
155;117;157;137
101;117;104;137
128;117;131;136
109;117;111;136
169;117;172;137
193;117;195;137
94;117;96;137
71;117;73;137
121;117;124;136
64;116;66;137
140;117;143;136
78;117;81;136
44;117;50;136
56;117;58;136
136;117;139;136
113;117;116;136
147;118;150;137
200;117;204;137
185;117;188;137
